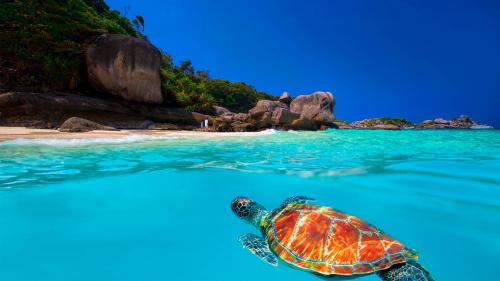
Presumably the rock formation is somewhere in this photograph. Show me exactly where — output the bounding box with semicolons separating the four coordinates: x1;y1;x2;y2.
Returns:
290;91;335;125
350;118;412;130
344;115;492;130
248;100;289;129
271;108;300;126
213;106;233;116
0;92;198;129
333;120;353;129
278;92;292;105
414;115;482;129
285;119;319;131
244;91;337;131
231;122;255;132
86;34;163;104
58;117;117;132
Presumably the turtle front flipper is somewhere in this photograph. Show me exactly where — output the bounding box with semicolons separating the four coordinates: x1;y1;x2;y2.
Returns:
238;233;278;266
280;196;315;207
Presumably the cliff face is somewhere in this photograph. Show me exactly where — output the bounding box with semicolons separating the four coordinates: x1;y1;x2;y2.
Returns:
0;0;141;92
0;92;199;129
86;34;163;104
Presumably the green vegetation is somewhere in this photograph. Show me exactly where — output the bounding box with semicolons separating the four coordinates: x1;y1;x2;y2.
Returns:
0;0;141;90
378;117;412;126
354;118;413;127
159;56;274;113
0;0;275;113
157;45;275;113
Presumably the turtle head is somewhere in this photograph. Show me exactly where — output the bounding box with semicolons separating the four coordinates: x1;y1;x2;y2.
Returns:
231;197;267;227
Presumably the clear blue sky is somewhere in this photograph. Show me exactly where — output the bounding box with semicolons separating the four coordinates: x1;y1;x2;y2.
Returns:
108;0;499;126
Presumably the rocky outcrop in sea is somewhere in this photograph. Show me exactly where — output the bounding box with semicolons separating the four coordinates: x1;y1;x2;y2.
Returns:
343;115;492;130
349;118;413;130
203;91;338;132
414;115;490;129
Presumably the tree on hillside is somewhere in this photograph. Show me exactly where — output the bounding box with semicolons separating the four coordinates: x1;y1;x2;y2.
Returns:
132;15;144;32
178;60;195;75
84;0;110;13
195;70;209;80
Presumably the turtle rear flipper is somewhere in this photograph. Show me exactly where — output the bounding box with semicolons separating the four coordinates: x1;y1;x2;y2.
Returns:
238;233;278;266
377;260;434;281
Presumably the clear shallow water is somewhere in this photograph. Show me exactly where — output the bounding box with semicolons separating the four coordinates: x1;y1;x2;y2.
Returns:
0;130;499;281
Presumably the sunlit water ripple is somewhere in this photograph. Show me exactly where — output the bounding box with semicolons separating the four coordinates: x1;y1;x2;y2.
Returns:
0;129;499;281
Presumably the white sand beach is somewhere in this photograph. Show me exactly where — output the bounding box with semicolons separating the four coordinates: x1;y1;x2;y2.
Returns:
0;127;276;141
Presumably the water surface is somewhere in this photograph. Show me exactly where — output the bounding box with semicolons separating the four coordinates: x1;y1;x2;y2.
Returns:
0;130;499;281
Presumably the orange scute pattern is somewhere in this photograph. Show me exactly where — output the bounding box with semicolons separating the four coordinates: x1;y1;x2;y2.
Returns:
347;216;377;232
273;210;299;243
354;263;373;274
333;265;354;275
308;262;332;274
272;243;295;263
269;205;413;276
389;254;406;264
324;220;359;264
359;233;386;262
319;207;347;219
289;212;330;261
387;240;404;254
373;258;392;271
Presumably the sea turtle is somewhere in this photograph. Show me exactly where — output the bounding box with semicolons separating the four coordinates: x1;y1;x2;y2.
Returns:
230;196;434;281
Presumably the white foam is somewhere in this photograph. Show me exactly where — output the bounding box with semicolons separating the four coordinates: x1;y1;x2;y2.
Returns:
0;134;171;146
0;129;277;146
178;129;277;138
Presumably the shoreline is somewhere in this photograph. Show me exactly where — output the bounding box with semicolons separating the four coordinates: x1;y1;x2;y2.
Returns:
0;127;279;141
0;126;496;142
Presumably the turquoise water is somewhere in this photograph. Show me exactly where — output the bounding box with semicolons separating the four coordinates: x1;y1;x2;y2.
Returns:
0;130;499;281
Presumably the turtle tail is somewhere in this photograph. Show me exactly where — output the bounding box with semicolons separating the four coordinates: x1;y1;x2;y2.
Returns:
376;260;434;281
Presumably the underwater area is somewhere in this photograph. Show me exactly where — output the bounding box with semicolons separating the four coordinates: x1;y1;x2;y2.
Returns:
0;130;499;281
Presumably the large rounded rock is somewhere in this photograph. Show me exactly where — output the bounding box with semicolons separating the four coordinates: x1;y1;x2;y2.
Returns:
86;34;163;104
278;91;292;105
248;100;289;129
290;91;335;124
249;100;288;118
284;119;319;131
272;108;300;126
58;117;117;132
231;121;255;132
214;106;233;116
433;118;449;125
451;115;475;128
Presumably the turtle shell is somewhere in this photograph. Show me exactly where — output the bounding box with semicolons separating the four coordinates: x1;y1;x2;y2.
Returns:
265;204;417;275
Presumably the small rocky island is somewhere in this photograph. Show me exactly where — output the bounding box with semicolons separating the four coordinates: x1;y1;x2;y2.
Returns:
336;115;492;130
0;1;493;133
